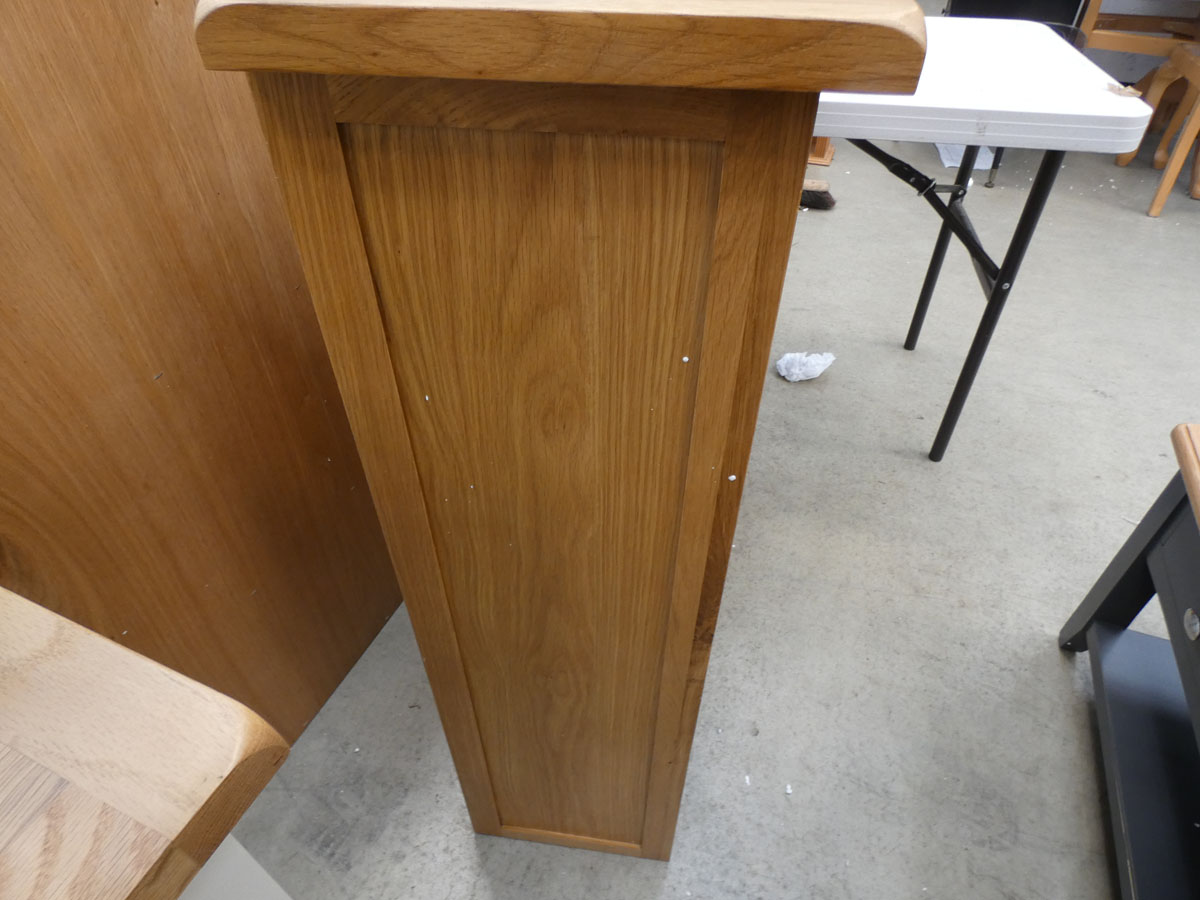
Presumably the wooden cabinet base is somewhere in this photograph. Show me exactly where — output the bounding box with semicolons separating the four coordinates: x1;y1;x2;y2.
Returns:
197;0;925;859
250;73;814;858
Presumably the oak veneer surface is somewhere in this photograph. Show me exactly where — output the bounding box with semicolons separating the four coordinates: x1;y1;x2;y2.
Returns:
196;0;926;94
228;0;923;859
342;123;722;843
0;585;287;899
0;0;402;740
249;72;819;857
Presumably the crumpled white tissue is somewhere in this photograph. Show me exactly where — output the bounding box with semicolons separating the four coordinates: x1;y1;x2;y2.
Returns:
776;351;835;382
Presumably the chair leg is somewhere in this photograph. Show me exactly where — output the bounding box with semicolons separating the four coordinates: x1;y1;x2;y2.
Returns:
1118;63;1179;166
1149;90;1200;216
1154;83;1198;169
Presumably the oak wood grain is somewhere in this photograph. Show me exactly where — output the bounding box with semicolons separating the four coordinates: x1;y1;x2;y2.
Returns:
341;120;722;843
496;825;643;856
246;71;502;834
328;75;732;140
0;586;287;900
1172;424;1200;527
247;76;819;856
639;91;816;859
0;0;402;742
0;753;170;900
196;0;926;94
216;0;924;859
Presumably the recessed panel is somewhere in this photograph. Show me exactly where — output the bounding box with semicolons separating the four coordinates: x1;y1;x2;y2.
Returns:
341;122;721;842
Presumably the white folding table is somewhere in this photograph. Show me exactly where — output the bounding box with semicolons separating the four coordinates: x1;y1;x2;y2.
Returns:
814;17;1152;460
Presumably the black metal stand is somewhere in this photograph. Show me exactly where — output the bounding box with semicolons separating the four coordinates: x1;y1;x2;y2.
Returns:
1085;625;1200;900
850;140;1066;461
1060;472;1200;900
1058;473;1189;652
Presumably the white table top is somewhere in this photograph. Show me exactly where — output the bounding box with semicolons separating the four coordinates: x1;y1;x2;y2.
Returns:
815;17;1152;152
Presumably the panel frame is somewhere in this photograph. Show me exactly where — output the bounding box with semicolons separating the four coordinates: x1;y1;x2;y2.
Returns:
639;90;816;859
248;71;815;858
247;71;503;836
327;74;734;140
340;118;725;844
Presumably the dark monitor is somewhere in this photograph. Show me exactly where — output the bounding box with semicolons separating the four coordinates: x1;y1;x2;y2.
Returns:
943;0;1083;28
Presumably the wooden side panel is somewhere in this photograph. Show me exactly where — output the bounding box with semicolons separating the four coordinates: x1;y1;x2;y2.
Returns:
0;0;402;741
254;72;815;856
340;123;722;843
247;72;502;834
640;92;815;859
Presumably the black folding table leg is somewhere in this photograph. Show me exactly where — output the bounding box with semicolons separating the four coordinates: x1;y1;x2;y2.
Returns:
905;145;979;351
927;149;1065;462
985;146;1006;188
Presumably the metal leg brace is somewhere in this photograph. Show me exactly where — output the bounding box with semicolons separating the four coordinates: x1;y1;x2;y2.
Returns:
850;141;1065;461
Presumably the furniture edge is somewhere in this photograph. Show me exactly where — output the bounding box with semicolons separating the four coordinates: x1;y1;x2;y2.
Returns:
130;730;288;900
194;0;926;94
1172;423;1200;527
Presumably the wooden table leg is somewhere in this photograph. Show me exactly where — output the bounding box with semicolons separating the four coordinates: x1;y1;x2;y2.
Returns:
1117;61;1179;166
1150;86;1200;215
1153;82;1198;169
807;135;835;166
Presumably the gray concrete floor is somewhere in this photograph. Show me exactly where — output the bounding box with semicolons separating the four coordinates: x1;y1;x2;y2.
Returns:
235;138;1200;899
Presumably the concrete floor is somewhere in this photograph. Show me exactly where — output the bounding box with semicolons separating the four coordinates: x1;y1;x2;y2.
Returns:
235;138;1200;899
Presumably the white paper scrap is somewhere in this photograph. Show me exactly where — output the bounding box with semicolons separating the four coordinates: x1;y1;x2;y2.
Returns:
776;352;835;382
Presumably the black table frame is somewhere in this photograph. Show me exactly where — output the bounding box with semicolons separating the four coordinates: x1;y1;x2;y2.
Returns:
851;140;1066;461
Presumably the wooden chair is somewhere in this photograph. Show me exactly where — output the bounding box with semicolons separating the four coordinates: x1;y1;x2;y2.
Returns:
1079;0;1200;57
808;136;835;166
1144;43;1200;215
1080;0;1200;192
1115;49;1190;167
0;586;287;899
